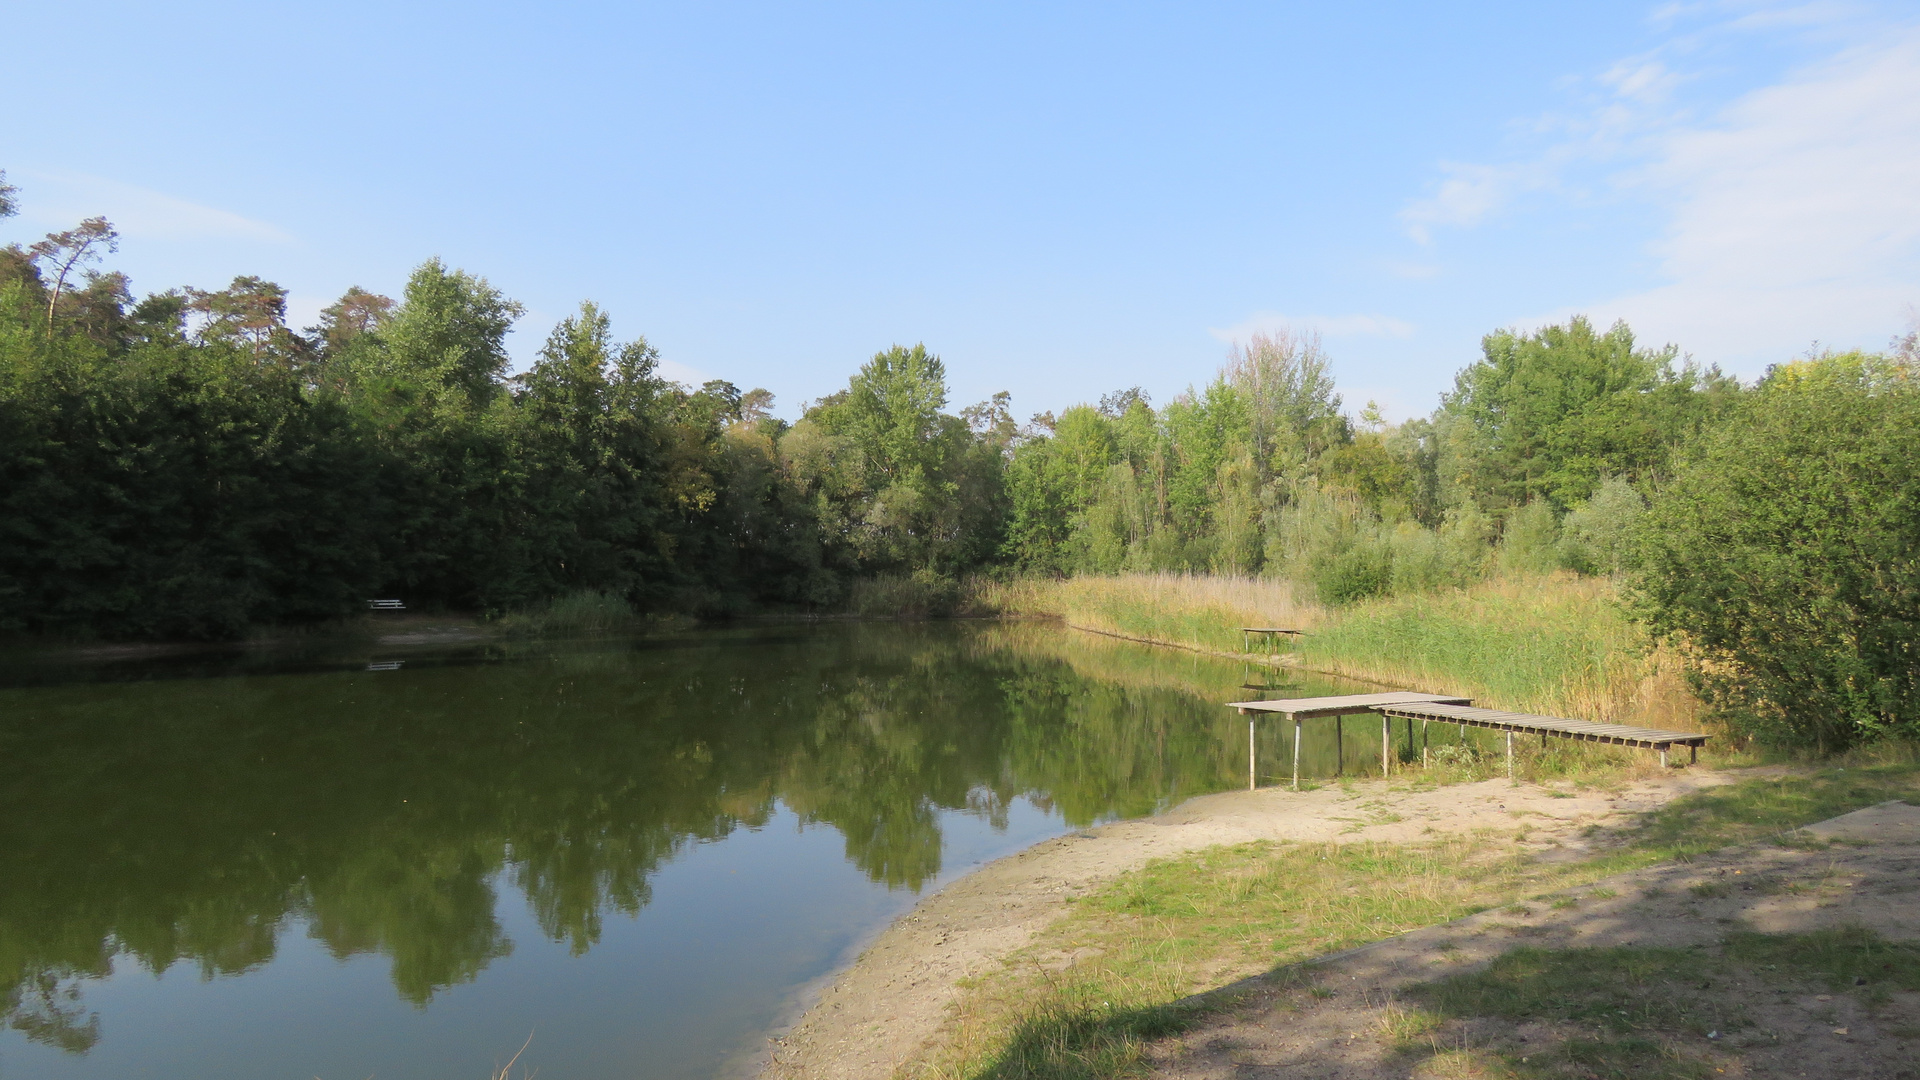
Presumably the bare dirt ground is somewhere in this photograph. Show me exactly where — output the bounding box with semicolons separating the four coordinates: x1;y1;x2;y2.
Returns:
759;768;1738;1080
1151;800;1920;1080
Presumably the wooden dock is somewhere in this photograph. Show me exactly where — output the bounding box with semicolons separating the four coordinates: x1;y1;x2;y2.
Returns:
1228;693;1710;789
1239;626;1303;655
1228;693;1472;789
1374;700;1711;775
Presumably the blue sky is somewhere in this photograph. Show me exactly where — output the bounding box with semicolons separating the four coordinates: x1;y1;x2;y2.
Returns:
4;0;1918;422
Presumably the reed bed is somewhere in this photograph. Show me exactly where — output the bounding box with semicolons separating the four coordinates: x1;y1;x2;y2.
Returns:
979;571;1701;735
978;573;1320;656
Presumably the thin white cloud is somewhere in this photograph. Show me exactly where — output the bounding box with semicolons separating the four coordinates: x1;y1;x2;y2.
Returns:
1383;259;1441;280
1399;162;1551;244
1405;3;1920;370
1599;58;1683;104
12;170;292;243
1569;26;1920;366
657;357;716;388
1209;311;1415;342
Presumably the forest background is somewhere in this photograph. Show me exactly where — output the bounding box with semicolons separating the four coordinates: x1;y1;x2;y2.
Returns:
3;180;1917;751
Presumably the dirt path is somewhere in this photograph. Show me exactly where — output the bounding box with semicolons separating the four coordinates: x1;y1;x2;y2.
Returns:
759;769;1736;1080
1152;800;1920;1079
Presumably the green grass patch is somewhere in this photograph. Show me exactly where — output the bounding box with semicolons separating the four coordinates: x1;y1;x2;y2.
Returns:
1399;927;1920;1079
1723;926;1920;993
1409;944;1741;1038
1608;761;1920;861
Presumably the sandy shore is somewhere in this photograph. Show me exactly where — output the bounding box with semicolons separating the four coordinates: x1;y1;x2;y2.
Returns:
759;768;1737;1080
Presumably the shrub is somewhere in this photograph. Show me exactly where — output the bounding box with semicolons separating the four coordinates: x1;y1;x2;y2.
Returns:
848;569;961;617
1496;499;1560;575
1313;535;1392;605
1558;476;1645;575
1629;352;1920;750
498;589;643;636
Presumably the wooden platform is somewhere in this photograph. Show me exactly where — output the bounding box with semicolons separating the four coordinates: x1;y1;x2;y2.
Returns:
1226;692;1710;789
1374;700;1710;771
1239;626;1304;655
1228;692;1469;718
1228;693;1474;789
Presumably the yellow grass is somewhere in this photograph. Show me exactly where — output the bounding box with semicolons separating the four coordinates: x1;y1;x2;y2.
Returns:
979;572;1703;740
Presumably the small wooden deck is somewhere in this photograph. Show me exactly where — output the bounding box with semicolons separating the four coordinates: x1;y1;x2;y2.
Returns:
1228;693;1473;789
1227;693;1710;789
1375;700;1710;774
1239;627;1304;655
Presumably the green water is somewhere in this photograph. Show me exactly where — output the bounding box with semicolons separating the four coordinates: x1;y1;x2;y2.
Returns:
0;622;1372;1079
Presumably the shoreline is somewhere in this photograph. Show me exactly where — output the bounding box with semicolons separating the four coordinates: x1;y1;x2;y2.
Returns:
756;767;1732;1080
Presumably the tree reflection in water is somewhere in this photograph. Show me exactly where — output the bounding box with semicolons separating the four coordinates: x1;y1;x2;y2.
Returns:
0;622;1356;1053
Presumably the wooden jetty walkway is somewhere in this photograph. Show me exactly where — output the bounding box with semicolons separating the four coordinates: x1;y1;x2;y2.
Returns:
1228;692;1710;789
1375;700;1711;772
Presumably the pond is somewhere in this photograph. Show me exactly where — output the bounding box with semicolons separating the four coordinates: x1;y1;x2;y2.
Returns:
0;621;1376;1080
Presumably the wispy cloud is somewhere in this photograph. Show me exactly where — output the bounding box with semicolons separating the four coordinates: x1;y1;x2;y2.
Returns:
12;170;292;243
1209;311;1415;343
657;356;716;388
1561;24;1920;364
1404;2;1920;367
1399;161;1553;244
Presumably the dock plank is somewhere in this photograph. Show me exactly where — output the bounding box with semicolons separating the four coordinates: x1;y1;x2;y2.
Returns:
1228;692;1471;720
1373;701;1708;749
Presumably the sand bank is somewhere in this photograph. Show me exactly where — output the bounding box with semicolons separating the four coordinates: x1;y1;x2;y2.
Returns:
760;769;1736;1080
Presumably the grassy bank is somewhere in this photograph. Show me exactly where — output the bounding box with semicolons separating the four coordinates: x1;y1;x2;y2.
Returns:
912;752;1920;1080
978;572;1700;735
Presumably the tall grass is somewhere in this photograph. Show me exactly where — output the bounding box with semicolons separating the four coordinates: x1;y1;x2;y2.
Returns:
1298;572;1699;729
494;590;648;637
978;573;1317;655
980;571;1700;732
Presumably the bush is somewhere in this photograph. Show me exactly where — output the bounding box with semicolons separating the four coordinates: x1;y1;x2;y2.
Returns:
1496;500;1560;575
1629;352;1920;750
1312;536;1392;605
848;569;962;617
1558;477;1645;575
498;589;643;636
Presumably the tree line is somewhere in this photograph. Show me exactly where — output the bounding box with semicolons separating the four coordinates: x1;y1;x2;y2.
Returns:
0;178;1009;637
3;175;1916;747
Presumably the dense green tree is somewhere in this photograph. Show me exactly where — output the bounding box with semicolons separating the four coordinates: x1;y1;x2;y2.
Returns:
1437;316;1737;511
1629;352;1920;750
0;336;384;637
795;344;1004;577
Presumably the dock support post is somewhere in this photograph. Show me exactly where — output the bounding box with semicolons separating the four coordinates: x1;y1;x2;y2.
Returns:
1660;747;1669;769
1422;720;1429;767
1690;743;1698;766
1292;718;1301;791
1506;730;1514;779
1336;716;1343;776
1249;718;1257;790
1382;713;1391;776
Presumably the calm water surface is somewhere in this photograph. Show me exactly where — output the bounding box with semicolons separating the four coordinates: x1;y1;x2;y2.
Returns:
0;622;1376;1080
